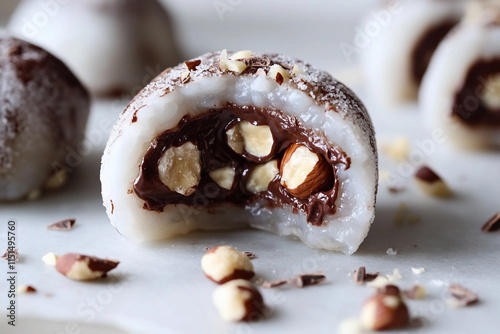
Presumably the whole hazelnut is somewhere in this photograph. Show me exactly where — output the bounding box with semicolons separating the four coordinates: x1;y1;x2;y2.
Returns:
213;279;265;322
201;246;255;284
360;286;410;331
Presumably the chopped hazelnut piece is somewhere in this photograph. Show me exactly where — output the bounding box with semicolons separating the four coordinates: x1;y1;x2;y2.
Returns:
290;273;326;288
411;267;426;275
381;136;409;161
42;252;59;266
448;283;479;307
386;269;402;282
229;50;253;60
367;276;390;289
482;212;500;232
292;64;305;75
185;59;201;71
55;253;119;281
403;285;426;300
414;166;451;197
219;49;248;74
2;248;19;262
479;73;500;110
261;279;288;289
18;285;37;294
268;64;290;84
180;71;190;84
353;266;379;284
46;219;75;231
243;251;256;259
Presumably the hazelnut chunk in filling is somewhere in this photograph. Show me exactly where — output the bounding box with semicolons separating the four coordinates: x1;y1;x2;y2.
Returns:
480;73;500;111
226;121;274;158
158;142;201;196
209;167;236;190
246;160;279;194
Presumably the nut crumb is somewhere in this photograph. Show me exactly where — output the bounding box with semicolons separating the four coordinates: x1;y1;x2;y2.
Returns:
292;64;304;75
367;276;390;289
386;269;402;282
403;285;426;300
268;64;290;84
482;212;500;232
2;248;19;262
386;248;398;256
448;283;479;307
411;267;426;275
42;252;59;266
388;186;405;194
353;266;379;284
229;50;253;60
243;251;256;259
219;49;248;74
290;273;326;288
56;253;120;281
17;285;37;294
262;272;326;289
180;71;191;84
261;279;288;289
185;59;201;71
414;166;451;198
46;219;76;231
380;136;409;161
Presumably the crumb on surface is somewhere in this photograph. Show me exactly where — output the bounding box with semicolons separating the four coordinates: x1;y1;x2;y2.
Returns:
386;269;402;282
386;248;398;256
411;267;426;275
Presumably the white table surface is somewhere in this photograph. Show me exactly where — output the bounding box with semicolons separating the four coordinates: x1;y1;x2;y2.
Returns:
1;1;500;333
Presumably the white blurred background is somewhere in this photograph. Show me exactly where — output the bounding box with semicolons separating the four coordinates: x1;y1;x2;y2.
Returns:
0;0;378;75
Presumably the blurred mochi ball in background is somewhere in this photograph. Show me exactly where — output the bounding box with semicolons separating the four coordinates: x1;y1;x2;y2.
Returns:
8;0;182;97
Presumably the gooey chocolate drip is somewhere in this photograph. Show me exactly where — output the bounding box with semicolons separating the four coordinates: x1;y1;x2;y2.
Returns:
453;58;500;126
134;106;350;226
412;20;457;85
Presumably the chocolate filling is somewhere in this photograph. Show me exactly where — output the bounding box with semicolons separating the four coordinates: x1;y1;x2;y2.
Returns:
134;105;350;226
452;58;500;126
412;20;457;85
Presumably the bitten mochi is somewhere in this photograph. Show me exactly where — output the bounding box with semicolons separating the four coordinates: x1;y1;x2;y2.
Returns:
0;33;89;201
101;50;378;254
